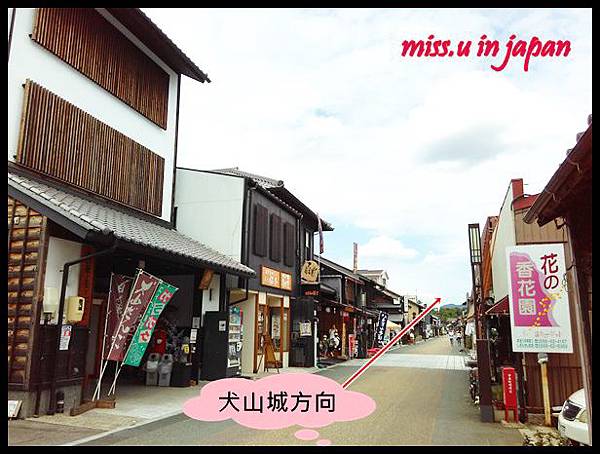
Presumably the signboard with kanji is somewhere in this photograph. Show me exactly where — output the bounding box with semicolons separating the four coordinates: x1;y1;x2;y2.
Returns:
107;270;160;361
280;272;293;291
506;244;573;353
261;266;281;289
123;282;178;367
375;311;388;347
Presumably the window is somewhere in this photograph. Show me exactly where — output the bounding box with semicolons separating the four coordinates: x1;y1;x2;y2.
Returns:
17;81;165;215
253;204;268;257
283;222;295;267
269;214;282;262
304;229;312;261
32;8;170;128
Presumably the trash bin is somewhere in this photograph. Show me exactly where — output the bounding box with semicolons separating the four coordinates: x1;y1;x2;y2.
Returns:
170;362;192;387
145;353;161;386
158;354;174;387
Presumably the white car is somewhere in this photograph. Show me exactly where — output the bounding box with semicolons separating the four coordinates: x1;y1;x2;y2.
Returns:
557;388;590;445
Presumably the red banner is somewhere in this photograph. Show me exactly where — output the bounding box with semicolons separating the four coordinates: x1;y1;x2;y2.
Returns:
106;270;160;362
317;213;324;254
103;273;133;360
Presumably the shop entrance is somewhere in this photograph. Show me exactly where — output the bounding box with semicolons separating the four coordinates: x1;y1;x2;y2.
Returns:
83;251;201;402
254;295;289;372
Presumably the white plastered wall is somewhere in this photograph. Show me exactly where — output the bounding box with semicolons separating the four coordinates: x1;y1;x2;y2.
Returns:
175;170;244;261
201;274;220;326
490;183;517;301
42;237;83;324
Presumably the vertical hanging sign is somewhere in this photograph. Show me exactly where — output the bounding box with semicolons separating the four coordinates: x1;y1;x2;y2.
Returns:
104;274;134;359
123;282;178;367
317;214;325;254
375;311;389;347
506;243;573;353
107;270;160;362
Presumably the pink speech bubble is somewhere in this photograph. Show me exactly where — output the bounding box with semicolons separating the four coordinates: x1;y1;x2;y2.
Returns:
183;373;376;431
295;429;320;440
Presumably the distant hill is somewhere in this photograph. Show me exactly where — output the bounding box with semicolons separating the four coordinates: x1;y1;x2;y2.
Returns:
440;303;466;310
438;304;467;323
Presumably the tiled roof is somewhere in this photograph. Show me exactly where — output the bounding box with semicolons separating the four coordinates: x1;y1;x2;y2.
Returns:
318;256;365;282
212;167;334;231
8;171;255;277
213;167;282;188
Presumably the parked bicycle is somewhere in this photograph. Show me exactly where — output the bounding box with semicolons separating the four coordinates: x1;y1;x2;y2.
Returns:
469;366;479;403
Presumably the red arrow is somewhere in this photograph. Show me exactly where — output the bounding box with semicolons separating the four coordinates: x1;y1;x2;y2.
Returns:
341;297;442;389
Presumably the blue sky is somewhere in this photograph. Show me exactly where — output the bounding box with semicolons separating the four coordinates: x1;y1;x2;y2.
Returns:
145;8;592;306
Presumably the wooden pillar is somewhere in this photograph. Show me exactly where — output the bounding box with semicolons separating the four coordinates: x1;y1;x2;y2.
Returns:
540;360;552;426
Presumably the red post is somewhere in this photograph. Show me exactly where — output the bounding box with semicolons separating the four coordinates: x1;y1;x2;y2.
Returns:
502;366;518;422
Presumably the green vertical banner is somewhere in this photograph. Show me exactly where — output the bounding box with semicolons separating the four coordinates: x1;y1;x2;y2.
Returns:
123;282;178;367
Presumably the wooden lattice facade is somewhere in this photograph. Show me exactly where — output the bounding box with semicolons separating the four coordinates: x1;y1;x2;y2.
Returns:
31;8;170;129
16;80;165;216
8;196;49;388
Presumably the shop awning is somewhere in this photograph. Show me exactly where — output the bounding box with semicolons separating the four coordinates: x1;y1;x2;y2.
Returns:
485;296;509;316
356;307;380;318
319;282;337;296
386;320;401;331
523;120;592;227
8;168;255;278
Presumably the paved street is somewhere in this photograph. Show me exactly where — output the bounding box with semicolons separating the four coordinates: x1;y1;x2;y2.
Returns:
69;337;522;446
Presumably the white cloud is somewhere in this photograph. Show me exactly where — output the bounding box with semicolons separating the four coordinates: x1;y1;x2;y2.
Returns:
359;236;419;259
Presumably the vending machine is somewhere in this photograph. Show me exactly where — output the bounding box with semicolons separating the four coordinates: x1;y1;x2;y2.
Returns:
226;306;243;376
200;308;243;381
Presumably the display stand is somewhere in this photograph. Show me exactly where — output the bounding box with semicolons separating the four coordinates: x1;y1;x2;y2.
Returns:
256;333;281;373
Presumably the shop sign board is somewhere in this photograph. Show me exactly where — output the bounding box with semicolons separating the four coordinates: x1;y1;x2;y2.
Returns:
506;244;573;353
261;266;281;289
8;400;22;418
302;286;319;297
281;272;293;291
299;321;312;337
375;311;388;347
301;260;320;283
123;282;178;367
261;266;293;292
107;270;160;362
198;269;214;290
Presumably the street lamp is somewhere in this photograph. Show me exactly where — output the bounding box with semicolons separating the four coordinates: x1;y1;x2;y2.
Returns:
468;223;494;423
468;224;482;264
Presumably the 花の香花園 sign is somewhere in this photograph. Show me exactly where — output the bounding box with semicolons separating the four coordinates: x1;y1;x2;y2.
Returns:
506;244;573;353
